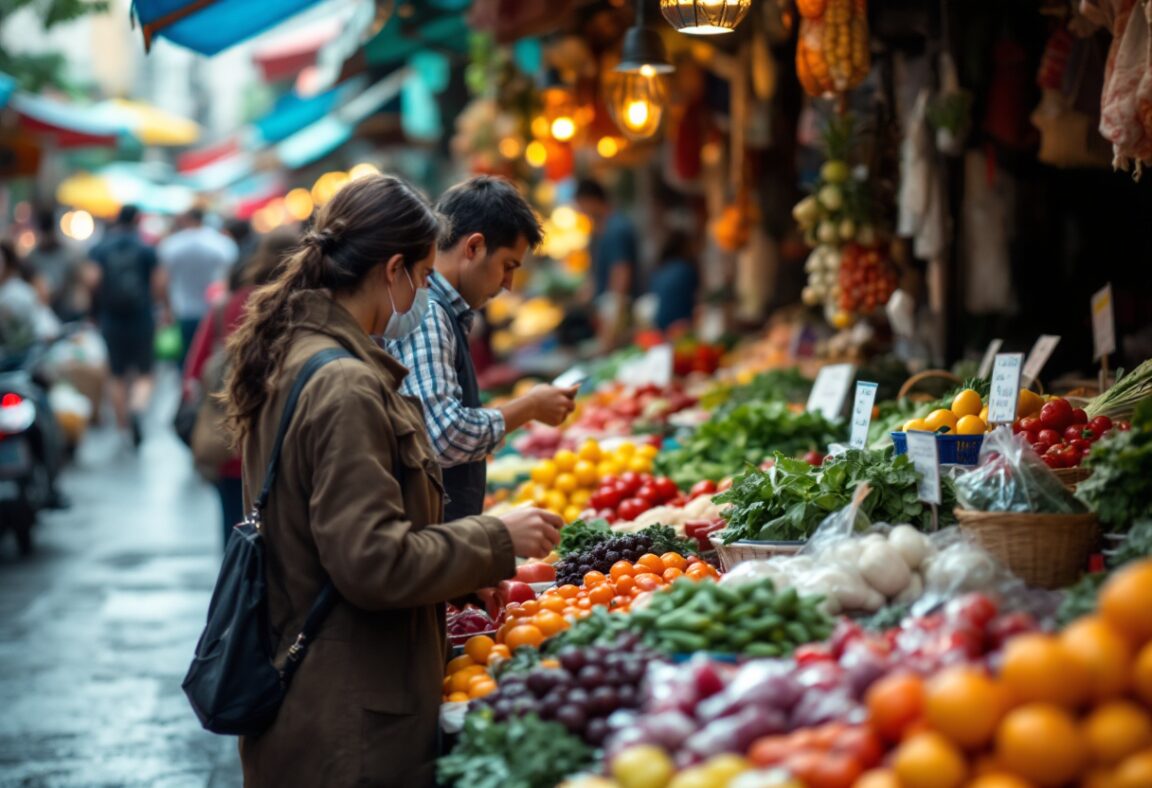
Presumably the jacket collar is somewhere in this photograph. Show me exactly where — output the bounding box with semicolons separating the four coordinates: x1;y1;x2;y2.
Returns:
429;271;476;332
292;290;409;388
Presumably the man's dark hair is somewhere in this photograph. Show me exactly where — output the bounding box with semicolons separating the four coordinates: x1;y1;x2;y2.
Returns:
575;178;608;203
115;205;140;227
435;175;543;252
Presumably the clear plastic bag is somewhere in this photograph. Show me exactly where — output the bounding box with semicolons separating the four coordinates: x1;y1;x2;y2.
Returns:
954;426;1087;514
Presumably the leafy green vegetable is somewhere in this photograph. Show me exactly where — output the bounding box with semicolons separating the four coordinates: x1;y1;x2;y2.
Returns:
715;449;956;543
699;369;814;412
437;712;593;788
490;646;542;680
557;519;612;558
1078;401;1152;533
655;401;838;488
636;524;698;556
1086;359;1152;420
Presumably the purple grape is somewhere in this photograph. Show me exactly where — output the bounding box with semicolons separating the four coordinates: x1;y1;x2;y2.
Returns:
590;686;619;715
566;687;589;707
556;705;588;734
558;647;586;674
578;665;606;690
586;717;610;745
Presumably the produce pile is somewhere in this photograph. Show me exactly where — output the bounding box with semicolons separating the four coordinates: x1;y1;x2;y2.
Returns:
514;440;660;523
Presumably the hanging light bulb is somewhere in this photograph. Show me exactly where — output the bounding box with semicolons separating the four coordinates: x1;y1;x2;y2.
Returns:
606;67;667;141
550;116;576;142
659;0;751;35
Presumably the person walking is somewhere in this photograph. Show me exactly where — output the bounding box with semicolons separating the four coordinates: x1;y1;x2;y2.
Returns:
87;206;163;447
221;173;561;787
26;206;90;323
575;178;640;351
386;176;576;520
182;228;297;546
158;208;237;366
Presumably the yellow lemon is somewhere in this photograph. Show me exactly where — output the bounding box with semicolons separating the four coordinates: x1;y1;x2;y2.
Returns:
951;389;983;418
553;449;578;472
1018;389;1044;418
904;418;932;433
925;409;959;434
956;415;988;435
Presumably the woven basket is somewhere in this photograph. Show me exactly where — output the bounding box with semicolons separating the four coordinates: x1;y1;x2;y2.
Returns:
1053;466;1093;490
955;508;1099;589
709;535;803;572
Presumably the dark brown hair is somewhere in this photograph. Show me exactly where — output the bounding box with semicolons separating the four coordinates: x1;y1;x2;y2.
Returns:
223;174;442;440
242;228;301;288
435;175;543;252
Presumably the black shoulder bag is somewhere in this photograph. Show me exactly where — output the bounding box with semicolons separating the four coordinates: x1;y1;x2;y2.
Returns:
182;347;350;736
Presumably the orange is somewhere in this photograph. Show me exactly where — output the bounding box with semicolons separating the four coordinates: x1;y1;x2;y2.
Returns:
468;677;497;699
663;568;684;582
520;599;540;616
556;584;580;599
533;610;568;637
489;644;511;662
637;554;666;574
951;389;983;419
1083;701;1152;765
506;603;531;619
1113;749;1152;788
995;703;1087;787
583;571;608;587
1135;642;1152;707
661;552;688;572
449;665;487;693
1099;560;1152;646
504;624;544;651
588;584;614;606
999;633;1090;708
577;597;592;609
447;691;470;703
615;575;636;596
924;666;1009;750
867;673;926;743
892;731;968;788
964;774;1034;788
445;654;476;674
539;595;567;613
610;561;636;581
1060;616;1133;701
853;768;902;788
464;635;495;665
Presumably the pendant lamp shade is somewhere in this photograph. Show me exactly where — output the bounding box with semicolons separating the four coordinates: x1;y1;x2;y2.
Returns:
660;0;751;35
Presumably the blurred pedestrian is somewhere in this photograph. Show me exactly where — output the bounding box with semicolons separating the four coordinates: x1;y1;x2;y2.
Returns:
649;230;699;332
158;209;237;366
25;206;90;323
222;174;560;786
223;217;257;274
182;228;297;546
387;175;574;521
575;177;640;351
87;206;161;448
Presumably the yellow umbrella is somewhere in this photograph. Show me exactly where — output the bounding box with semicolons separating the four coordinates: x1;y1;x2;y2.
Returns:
96;99;201;146
56;173;120;219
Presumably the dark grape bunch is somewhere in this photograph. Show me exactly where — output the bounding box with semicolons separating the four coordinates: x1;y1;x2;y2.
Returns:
555;533;656;587
474;634;659;746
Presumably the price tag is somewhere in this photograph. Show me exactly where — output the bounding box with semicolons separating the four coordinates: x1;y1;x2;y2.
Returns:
905;430;941;505
806;363;856;422
978;338;1004;380
1022;335;1061;387
849;381;879;449
618;345;674;387
1092;284;1116;360
988;353;1024;425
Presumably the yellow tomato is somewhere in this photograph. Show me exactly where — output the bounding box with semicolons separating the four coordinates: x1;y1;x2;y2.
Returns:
637;444;659;460
1018;389;1044;418
956;415;988;435
563;505;585;524
554;472;578;494
530;460;557;486
514;482;533;502
904;418;932;432
597;460;621;478
925;409;959;434
628;456;653;474
570;489;592;508
951;389;983;419
544;490;568;513
576;440;601;463
553;449;578;472
574;460;599;487
979;405;990;424
531;484;552;507
614;442;636;459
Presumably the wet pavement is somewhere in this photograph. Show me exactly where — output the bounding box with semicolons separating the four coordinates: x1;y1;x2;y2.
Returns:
0;369;243;788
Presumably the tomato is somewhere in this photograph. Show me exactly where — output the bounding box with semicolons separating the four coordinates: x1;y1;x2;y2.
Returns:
804;450;826;466
618;472;642;494
1011;419;1024;434
945;593;999;629
497;580;536;605
1044;445;1067;468
515;562;556;584
1061;446;1082;467
1037;429;1063;447
1070;438;1090;452
1019;416;1041;434
1071;407;1088;424
653;477;679;502
590;488;620;510
617;498;649;522
833;726;885;769
689;479;718;498
1032;441;1051;457
1040;398;1074;431
595;509;617;524
1042;454;1061;469
1090;415;1113;434
1081;427;1099;443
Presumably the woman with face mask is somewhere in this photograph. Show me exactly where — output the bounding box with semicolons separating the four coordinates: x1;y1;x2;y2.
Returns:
222;174;562;787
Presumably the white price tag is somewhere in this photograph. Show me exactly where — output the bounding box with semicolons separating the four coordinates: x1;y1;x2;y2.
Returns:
988;353;1024;425
1092;284;1116;361
905;430;941;505
1022;335;1061;387
806;363;856;422
849;381;879;449
618;345;674;387
978;338;1004;380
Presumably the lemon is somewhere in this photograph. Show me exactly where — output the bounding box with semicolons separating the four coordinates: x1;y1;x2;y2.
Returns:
979;405;990;423
1018;389;1044;418
530;459;557;486
904;418;931;432
553;449;578;472
554;472;578;494
951;389;983;418
925;409;959;434
956;415;988;435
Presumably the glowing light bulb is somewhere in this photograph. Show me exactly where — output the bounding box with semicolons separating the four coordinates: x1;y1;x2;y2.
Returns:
285;188;314;221
525;141;548;168
626;101;651;130
597;137;620;158
550;116;576;142
498;137;523;159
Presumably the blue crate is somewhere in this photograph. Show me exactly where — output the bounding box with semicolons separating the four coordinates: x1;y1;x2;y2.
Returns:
891;431;985;465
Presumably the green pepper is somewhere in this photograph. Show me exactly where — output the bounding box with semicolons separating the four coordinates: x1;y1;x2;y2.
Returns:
744;642;784;658
659;631;710;653
773;587;800;616
785;622;811;644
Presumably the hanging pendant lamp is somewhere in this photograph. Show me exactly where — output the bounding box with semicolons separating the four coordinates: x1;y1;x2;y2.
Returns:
660;0;751;35
608;0;673;140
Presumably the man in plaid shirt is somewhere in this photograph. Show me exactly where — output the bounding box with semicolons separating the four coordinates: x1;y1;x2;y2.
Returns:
386;176;576;520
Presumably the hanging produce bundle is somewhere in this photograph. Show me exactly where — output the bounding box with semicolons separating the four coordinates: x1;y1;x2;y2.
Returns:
795;0;870;97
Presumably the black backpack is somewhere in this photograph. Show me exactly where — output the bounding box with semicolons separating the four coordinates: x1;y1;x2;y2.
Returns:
100;237;150;317
182;347;349;736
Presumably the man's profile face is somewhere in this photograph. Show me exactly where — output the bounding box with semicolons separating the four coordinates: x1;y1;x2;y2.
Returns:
463;234;528;309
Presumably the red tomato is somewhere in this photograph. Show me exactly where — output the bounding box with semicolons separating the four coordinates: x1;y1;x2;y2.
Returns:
945;593;999;629
635;485;660;505
595;509;618;524
1040;398;1074;431
617;498;649;522
1064;425;1087;443
1011;419;1024;434
690;479;718;498
1019;416;1041;434
1037;428;1063;447
1071;407;1088;424
653;477;679;502
1070;438;1091;452
833;726;885;769
515;562;556;584
1061;446;1082;467
591;487;622;510
1090;415;1113;434
497;580;536;605
1032;441;1051;456
618;472;642;495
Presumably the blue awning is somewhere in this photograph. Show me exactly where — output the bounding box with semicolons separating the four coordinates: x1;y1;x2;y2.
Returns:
132;0;326;56
251;81;356;145
0;73;16;108
362;14;470;67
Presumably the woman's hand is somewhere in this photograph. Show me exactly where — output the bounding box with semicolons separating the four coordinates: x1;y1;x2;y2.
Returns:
498;507;563;559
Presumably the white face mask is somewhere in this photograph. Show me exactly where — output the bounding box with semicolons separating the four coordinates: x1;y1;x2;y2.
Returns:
380;268;429;340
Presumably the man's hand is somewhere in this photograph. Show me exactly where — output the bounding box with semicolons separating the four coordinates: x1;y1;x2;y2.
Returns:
498;507;563;559
529;384;578;426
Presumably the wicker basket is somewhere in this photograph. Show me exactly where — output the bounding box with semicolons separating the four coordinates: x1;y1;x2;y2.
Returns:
709;535;803;572
1053;466;1093;490
955;508;1099;589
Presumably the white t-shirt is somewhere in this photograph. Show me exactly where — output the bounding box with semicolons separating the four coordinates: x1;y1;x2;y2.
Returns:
158;227;238;320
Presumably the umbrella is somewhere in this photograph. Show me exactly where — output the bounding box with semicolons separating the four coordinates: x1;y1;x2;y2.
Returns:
91;99;201;146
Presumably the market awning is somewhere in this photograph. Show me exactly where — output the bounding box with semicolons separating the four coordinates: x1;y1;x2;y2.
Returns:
177;136;240;174
91;99;201;146
252;15;341;82
251;81;354;145
0;130;43;178
57;164;197;217
0;73;16;108
9;92;124;148
226;172;287;219
132;0;326;55
362;14;470;67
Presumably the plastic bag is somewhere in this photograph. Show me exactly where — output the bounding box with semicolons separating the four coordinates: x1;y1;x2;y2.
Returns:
912;526;1021;617
954;427;1087;514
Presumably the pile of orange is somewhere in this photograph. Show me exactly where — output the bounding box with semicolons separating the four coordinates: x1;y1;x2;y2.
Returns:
494;553;720;650
854;558;1152;788
441;635;509;703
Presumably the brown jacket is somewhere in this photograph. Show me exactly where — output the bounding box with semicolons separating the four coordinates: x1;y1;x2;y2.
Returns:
238;291;514;787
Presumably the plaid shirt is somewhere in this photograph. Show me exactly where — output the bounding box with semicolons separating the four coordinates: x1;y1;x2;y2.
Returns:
385;272;505;468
